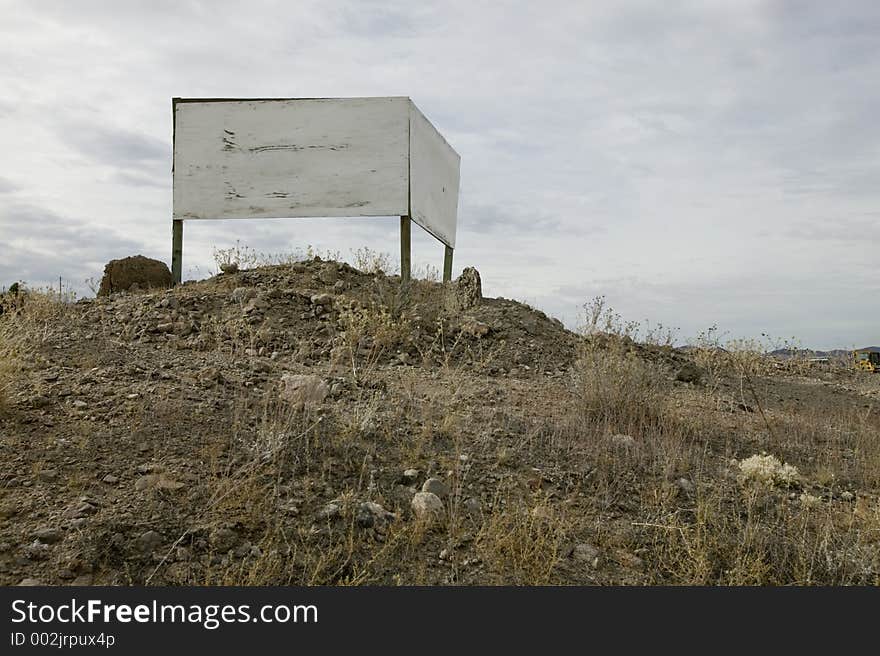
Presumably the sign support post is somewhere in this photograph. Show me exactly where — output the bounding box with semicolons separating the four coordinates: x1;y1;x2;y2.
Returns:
172;219;183;285
400;215;411;282
443;245;453;283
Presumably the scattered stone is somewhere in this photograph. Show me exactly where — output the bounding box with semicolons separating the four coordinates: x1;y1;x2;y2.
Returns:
72;400;88;410
462;497;482;517
33;527;63;544
18;578;44;586
310;293;334;307
134;530;164;554
135;473;185;492
675;362;704;384
610;434;636;448
37;469;58;483
28;395;51;409
421;477;450;499
279;374;328;409
356;501;394;528
461;318;490;338
102;474;119;484
219;262;239;274
231;287;255;304
572;543;600;566
97;255;172;296
316;502;341;521
402;468;420;483
318;263;338;285
676;478;695;494
210;527;239;552
411;492;444;520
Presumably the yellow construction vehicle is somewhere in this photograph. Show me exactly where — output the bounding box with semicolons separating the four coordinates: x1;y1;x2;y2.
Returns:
853;350;880;372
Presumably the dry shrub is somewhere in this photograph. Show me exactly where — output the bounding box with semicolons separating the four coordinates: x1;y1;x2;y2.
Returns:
477;494;569;584
573;339;673;437
0;286;71;410
635;483;879;585
336;301;412;380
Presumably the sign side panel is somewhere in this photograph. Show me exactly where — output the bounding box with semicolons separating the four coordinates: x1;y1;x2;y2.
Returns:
173;98;409;219
409;104;460;248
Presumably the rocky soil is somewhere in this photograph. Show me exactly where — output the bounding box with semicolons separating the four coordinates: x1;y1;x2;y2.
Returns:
1;259;878;586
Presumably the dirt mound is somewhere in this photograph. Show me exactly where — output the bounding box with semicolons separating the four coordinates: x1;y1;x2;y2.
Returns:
86;259;577;378
2;257;878;587
97;255;172;296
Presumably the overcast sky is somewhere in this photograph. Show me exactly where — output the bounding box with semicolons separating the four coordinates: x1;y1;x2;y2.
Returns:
1;0;878;348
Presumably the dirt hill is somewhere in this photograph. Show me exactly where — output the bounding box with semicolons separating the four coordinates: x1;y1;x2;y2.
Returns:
1;258;878;585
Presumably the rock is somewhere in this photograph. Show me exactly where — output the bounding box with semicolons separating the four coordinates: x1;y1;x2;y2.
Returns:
72;400;88;410
279;374;329;409
676;477;695;494
210;527;239;552
18;578;44;586
462;497;482;517
421;477;450;499
68;503;97;518
572;543;600;566
135;473;185;492
33;527;63;544
675;362;704;384
610;433;636;448
461;318;490;338
36;469;58;482
28;395;51;409
231;287;255;304
251;359;273;374
134;530;164;554
97;255;172;296
356;501;394;528
452;267;482;310
411;492;444;519
310;293;334;309
402;468;420;483
318;263;338;285
102;474;119;484
219;262;239;274
316;502;341;521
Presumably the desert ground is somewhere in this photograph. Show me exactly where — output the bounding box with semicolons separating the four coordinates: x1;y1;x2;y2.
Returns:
1;255;878;585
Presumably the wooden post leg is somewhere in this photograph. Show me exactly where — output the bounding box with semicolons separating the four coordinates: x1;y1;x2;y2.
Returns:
172;219;183;285
400;215;411;283
443;245;453;282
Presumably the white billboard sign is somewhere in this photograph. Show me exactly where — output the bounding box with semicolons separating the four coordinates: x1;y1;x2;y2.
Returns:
171;96;460;283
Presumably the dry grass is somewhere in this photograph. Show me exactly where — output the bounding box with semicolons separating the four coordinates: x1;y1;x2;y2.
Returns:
0;286;72;411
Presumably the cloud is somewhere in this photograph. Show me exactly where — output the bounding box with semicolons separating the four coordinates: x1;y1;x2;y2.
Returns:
0;1;878;347
0;203;145;288
55;120;169;172
0;177;19;193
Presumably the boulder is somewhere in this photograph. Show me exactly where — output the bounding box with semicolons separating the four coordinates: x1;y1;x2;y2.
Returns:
97;255;172;296
455;267;482;309
279;374;329;409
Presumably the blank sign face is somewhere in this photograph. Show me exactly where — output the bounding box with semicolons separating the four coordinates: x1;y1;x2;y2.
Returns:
172;96;459;248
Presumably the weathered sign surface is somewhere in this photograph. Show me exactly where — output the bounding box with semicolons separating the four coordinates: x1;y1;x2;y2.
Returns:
172;96;459;248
